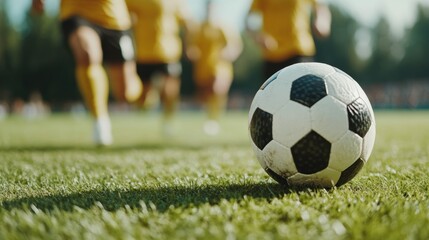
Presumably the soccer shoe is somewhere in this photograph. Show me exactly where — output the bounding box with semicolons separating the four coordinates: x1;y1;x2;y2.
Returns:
93;116;113;146
203;120;220;136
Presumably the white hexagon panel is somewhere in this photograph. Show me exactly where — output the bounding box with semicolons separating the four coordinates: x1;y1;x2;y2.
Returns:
311;96;348;142
273;101;311;148
329;131;363;172
262;140;298;179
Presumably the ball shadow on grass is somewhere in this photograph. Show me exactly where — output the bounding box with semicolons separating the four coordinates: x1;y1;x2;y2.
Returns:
2;182;296;213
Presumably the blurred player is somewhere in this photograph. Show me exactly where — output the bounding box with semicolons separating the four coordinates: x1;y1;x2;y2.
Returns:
186;0;242;135
126;0;194;136
32;0;143;146
246;0;331;80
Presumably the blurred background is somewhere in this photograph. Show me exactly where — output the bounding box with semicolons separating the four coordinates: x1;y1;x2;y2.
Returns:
1;0;429;118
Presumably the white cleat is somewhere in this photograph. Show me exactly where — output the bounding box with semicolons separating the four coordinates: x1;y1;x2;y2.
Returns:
93;116;113;146
203;120;220;136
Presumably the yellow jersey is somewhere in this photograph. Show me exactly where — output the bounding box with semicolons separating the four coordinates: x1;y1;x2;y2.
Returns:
126;0;188;63
191;22;239;81
250;0;317;61
60;0;131;30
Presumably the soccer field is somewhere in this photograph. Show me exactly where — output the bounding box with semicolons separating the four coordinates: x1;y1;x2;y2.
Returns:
0;110;428;239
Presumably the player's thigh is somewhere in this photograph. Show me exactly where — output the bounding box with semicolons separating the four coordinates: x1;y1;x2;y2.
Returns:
68;26;103;65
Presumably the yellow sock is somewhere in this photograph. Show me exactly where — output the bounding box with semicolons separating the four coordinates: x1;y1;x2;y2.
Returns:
75;64;109;118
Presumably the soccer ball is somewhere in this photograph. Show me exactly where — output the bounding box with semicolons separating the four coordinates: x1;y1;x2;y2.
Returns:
248;62;376;188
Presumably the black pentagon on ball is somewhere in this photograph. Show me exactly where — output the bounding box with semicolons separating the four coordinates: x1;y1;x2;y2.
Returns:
291;130;331;174
250;107;273;150
290;74;327;107
336;158;365;187
347;98;372;138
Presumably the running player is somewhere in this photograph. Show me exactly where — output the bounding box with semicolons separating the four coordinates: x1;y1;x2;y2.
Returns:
32;0;143;146
126;0;194;136
186;0;242;135
246;0;331;80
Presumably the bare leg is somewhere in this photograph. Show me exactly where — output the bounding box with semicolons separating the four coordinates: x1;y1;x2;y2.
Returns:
161;75;180;120
107;61;143;104
68;26;112;145
200;70;233;135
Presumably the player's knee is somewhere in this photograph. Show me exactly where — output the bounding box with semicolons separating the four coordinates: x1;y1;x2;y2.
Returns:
73;51;92;66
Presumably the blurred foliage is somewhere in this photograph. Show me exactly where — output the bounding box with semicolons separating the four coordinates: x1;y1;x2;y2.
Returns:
0;4;78;105
0;4;20;99
18;11;78;103
363;17;399;83
315;5;362;80
0;3;429;105
401;5;429;80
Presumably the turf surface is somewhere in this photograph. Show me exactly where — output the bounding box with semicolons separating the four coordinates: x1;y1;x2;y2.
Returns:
0;110;428;239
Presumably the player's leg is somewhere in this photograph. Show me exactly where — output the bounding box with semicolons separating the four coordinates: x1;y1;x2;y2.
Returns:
103;29;143;105
135;63;156;109
107;61;143;104
159;63;182;136
67;23;112;146
196;82;218;135
209;68;232;119
161;75;180;118
204;69;233;135
135;62;181;136
195;79;221;135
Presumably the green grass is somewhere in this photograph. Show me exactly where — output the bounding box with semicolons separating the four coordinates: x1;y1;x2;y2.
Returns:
0;110;428;239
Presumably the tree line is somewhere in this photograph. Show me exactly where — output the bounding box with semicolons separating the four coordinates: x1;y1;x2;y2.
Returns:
1;3;429;107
